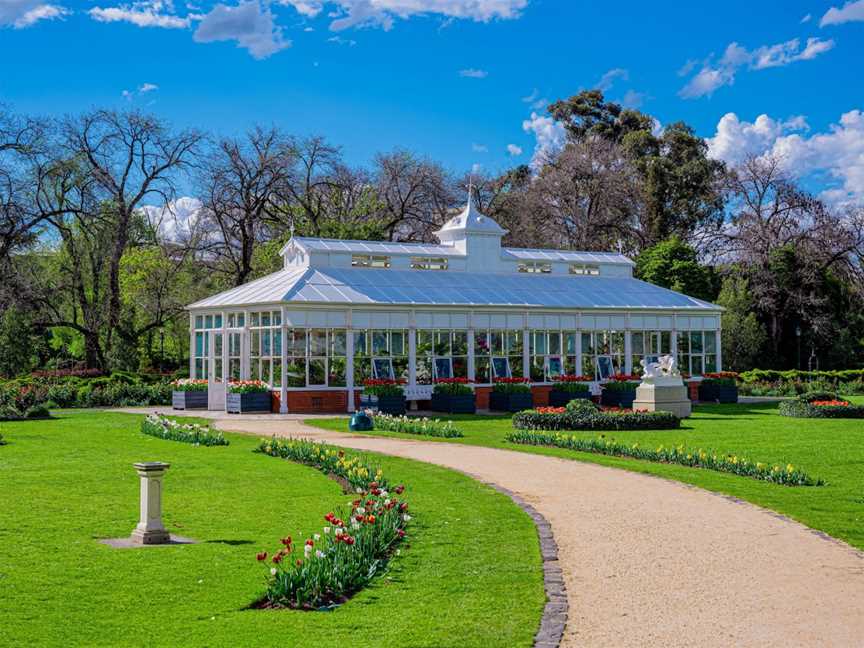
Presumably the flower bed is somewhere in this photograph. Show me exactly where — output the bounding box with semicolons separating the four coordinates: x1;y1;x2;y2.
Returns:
227;380;272;413
431;378;475;414
506;431;823;486
549;375;592;407
255;437;410;609
371;412;464;438
140;413;229;446
513;405;680;431
699;372;739;403
779;391;864;419
362;379;406;416
490;377;533;412
600;374;639;408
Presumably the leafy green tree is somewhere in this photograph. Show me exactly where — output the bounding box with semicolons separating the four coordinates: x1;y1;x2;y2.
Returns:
635;236;717;302
715;277;768;371
548;90;725;245
0;306;37;377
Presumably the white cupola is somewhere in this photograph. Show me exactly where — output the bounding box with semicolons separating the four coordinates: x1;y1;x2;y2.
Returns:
434;191;508;272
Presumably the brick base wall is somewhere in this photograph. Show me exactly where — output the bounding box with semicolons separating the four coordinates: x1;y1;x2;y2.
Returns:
273;390;350;414
686;380;700;402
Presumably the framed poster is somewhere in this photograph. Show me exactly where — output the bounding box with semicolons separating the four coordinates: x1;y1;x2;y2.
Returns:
491;356;511;379
545;356;563;379
372;357;395;380
596;356;614;380
434;357;453;380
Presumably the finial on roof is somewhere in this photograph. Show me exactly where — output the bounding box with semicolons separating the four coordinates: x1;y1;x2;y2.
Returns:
289;221;295;240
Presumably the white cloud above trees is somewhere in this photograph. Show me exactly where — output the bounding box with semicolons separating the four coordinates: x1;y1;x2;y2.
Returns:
707;110;864;205
194;1;290;59
522;111;565;169
1;1;70;28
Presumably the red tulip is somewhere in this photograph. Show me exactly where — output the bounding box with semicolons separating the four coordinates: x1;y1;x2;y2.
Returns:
256;551;268;561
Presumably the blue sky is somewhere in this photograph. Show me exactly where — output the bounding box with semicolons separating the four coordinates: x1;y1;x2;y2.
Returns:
2;0;863;202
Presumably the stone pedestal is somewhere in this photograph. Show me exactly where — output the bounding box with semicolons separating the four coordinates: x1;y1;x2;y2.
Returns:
131;462;171;545
633;378;691;418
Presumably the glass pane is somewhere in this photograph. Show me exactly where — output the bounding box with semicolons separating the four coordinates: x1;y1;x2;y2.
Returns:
353;331;367;357
705;331;717;353
509;356;524;378
661;331;671;353
581;354;594;378
310;329;327;355
565;332;576;355
214;333;223;356
262;330;271;356
491;330;504;355
691;355;704;376
195;332;204;357
533;331;547;355
309;358;326;386
329;357;346;386
452;331;468;355
272;310;281;326
548;332;561;355
272;359;282;387
214;359;223;383
475;331;490;356
237;313;245;328
417;330;433;356
214;314;223;329
475;357;490;383
273;329;282;356
530;357;544;382
612;331;625;354
416;357;432;384
290;329;306;355
677;331;689;353
581;332;593;354
251;358;261;381
453;356;467;379
286;358;306;387
205;315;213;329
372;330;389;356
250;312;260;327
331;330;347;356
195;315;203;329
690;331;703;354
390;330;405;356
228;313;235;328
434;331;450;356
631;332;644;355
565;355;578;374
506;331;522;355
704;354;717;373
353;358;371;384
251;330;261;358
262;312;270;327
229;358;241;380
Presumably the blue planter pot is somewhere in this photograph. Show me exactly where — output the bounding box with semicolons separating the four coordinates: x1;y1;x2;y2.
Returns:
349;411;373;431
489;391;534;413
431;392;476;414
226;391;271;414
172;390;208;410
600;389;637;408
699;384;738;404
549;390;591;407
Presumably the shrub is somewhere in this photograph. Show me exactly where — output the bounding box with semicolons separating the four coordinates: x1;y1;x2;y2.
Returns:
565;398;599;415
551;375;592;393
432;378;473;396
779;391;864;419
701;372;739;387
31;368;103;379
371;413;464;438
255;437;410;609
492;377;531;394
24;404;50;419
513;407;680;431
362;379;405;397
506;430;822;486
171;378;209;392
141;414;229;446
228;380;270;394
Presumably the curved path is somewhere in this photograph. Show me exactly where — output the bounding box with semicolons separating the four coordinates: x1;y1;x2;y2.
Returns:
145;410;864;647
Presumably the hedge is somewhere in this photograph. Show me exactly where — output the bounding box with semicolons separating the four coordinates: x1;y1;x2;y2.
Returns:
512;408;680;431
740;369;864;384
778;391;864;419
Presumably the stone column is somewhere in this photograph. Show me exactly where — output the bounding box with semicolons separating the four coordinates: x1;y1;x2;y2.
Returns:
131;462;171;545
346;328;355;413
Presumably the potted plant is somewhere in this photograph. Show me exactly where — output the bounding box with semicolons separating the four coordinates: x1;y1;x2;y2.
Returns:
362;379;406;416
601;373;640;408
226;380;271;413
699;372;739;403
171;378;208;410
490;377;533;413
431;378;476;414
549;375;592;407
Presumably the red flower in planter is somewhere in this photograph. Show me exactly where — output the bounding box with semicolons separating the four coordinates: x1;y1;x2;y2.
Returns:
493;377;530;384
552;374;593;383
608;373;640;382
256;551;268;561
433;377;473;384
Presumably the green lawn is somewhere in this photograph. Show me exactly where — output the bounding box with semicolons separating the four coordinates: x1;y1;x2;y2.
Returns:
307;401;864;551
0;411;544;648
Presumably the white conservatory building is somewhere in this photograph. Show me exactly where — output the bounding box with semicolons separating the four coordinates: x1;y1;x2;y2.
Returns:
187;196;723;413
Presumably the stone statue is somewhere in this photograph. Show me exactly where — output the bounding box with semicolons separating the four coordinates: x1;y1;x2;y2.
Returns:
639;354;681;383
634;353;690;417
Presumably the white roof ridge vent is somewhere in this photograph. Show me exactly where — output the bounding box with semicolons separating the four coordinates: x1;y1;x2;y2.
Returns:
434;193;507;242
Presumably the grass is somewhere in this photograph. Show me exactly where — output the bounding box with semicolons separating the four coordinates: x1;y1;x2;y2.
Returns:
0;411;544;648
307;401;864;551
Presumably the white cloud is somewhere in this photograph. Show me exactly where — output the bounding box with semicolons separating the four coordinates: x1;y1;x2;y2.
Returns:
597;67;628;91
680;38;834;98
801;12;811;22
139;82;159;92
327;35;355;45
194;1;290;59
506;143;522;156
141;197;205;243
821;0;864;26
621;89;645;108
459;68;487;78
521;88;546;109
471;143;488;153
122;82;160;100
522;111;566;169
89;1;191;28
706;110;864;204
1;1;70;28
300;0;528;31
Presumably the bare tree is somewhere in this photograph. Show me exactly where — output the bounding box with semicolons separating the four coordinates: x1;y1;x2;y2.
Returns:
198;126;294;286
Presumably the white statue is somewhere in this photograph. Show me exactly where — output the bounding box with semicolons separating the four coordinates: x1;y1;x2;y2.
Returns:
639;354;681;384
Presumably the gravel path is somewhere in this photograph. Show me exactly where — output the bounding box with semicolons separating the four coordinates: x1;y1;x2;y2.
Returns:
131;409;864;647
